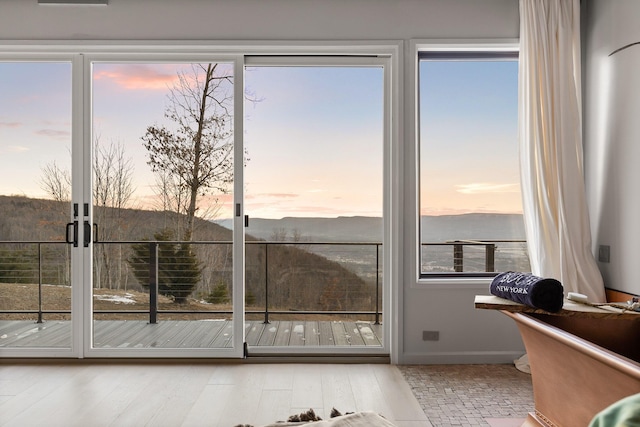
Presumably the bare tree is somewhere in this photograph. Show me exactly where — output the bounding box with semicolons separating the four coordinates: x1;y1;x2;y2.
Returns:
39;161;72;286
40;138;136;289
92;137;136;289
93;137;135;213
142;63;234;241
40;161;71;203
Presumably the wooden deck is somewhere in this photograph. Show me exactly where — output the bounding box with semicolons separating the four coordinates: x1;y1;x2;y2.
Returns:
0;319;383;349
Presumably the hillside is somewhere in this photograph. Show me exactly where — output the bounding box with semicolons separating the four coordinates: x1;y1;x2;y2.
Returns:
0;195;372;312
0;195;231;242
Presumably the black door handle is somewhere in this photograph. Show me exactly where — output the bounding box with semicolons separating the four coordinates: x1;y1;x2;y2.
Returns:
83;220;92;247
66;221;78;247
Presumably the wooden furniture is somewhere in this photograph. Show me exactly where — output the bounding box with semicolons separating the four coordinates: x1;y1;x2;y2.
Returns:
475;295;640;427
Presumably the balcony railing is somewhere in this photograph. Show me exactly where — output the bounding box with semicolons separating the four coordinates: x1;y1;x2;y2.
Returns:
1;239;528;323
420;239;529;275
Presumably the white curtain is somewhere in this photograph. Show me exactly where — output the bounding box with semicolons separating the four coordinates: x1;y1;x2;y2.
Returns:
518;0;606;302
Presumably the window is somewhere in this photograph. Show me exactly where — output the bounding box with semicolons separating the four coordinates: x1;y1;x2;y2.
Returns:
418;50;529;276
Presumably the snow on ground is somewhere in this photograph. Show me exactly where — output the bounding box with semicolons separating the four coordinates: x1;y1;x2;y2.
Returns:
94;293;136;304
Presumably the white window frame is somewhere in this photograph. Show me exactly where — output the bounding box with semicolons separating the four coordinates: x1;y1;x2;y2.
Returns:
0;41;402;360
408;39;520;287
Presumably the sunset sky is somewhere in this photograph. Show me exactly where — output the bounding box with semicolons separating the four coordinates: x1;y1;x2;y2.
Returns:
0;59;520;219
419;59;521;216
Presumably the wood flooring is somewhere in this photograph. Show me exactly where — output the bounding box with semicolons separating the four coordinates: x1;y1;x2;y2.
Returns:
0;363;431;427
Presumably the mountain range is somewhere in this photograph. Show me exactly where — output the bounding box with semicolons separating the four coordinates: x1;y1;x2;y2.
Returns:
216;213;526;243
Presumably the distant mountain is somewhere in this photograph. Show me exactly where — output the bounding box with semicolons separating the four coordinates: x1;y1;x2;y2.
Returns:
421;213;525;242
247;216;382;242
216;213;525;243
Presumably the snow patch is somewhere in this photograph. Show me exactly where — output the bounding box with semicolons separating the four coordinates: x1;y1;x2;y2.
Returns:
358;326;376;340
94;293;136;304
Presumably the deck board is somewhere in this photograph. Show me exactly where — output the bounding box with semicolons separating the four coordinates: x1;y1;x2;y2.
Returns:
343;321;365;346
331;321;350;346
273;320;292;346
289;321;306;346
1;319;383;350
304;321;320;346
245;321;264;346
257;322;278;346
318;321;334;346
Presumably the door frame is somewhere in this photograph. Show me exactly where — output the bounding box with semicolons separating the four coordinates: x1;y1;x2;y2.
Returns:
82;53;246;358
242;54;394;356
0;41;401;360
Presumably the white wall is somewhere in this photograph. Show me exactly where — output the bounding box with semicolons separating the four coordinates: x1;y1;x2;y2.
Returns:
0;0;526;363
584;0;640;296
0;0;518;41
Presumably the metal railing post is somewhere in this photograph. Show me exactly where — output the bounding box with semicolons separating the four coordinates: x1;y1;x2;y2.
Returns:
375;243;380;325
263;243;270;324
485;243;496;272
149;242;158;324
453;242;463;272
37;243;43;323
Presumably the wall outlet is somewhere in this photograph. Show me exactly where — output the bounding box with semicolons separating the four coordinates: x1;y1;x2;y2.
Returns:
598;245;610;263
423;330;439;341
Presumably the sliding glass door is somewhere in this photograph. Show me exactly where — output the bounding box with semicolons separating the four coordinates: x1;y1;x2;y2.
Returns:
0;60;78;356
0;48;394;359
86;57;245;357
242;57;388;355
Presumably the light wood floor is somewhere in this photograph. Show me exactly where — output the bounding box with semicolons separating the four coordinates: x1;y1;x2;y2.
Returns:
0;363;431;427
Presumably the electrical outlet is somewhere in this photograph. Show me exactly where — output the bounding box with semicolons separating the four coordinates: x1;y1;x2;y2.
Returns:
423;330;439;341
598;245;610;263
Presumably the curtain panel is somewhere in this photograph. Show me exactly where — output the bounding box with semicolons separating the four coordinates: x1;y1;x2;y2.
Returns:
518;0;606;302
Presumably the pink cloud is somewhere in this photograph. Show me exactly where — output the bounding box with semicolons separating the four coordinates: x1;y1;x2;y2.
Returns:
35;129;70;140
0;121;21;128
7;145;29;153
255;193;299;199
93;64;179;90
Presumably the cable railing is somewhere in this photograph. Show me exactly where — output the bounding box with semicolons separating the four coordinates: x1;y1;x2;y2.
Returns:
420;239;529;274
1;239;528;323
0;241;71;323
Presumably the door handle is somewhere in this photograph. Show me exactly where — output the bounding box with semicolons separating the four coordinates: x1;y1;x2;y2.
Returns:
83;220;92;247
66;221;78;247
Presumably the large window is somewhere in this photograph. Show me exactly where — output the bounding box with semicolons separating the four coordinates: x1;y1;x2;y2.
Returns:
418;50;529;276
0;47;395;359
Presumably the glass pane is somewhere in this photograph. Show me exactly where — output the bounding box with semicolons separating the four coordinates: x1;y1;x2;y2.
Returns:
0;62;73;348
242;66;384;349
91;62;235;350
419;59;529;274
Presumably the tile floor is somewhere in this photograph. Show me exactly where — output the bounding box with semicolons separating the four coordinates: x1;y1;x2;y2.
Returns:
398;364;534;427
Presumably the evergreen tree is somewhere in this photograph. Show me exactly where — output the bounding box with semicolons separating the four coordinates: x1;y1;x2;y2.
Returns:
128;229;202;303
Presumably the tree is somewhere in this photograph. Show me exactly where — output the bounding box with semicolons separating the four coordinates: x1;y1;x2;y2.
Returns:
128;229;202;304
142;63;234;242
40;161;71;203
40;138;136;289
92;138;136;289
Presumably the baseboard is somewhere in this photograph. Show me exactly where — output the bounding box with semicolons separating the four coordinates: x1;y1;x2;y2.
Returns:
398;350;525;365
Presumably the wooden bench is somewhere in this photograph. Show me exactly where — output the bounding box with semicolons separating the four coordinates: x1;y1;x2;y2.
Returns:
475;295;640;426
